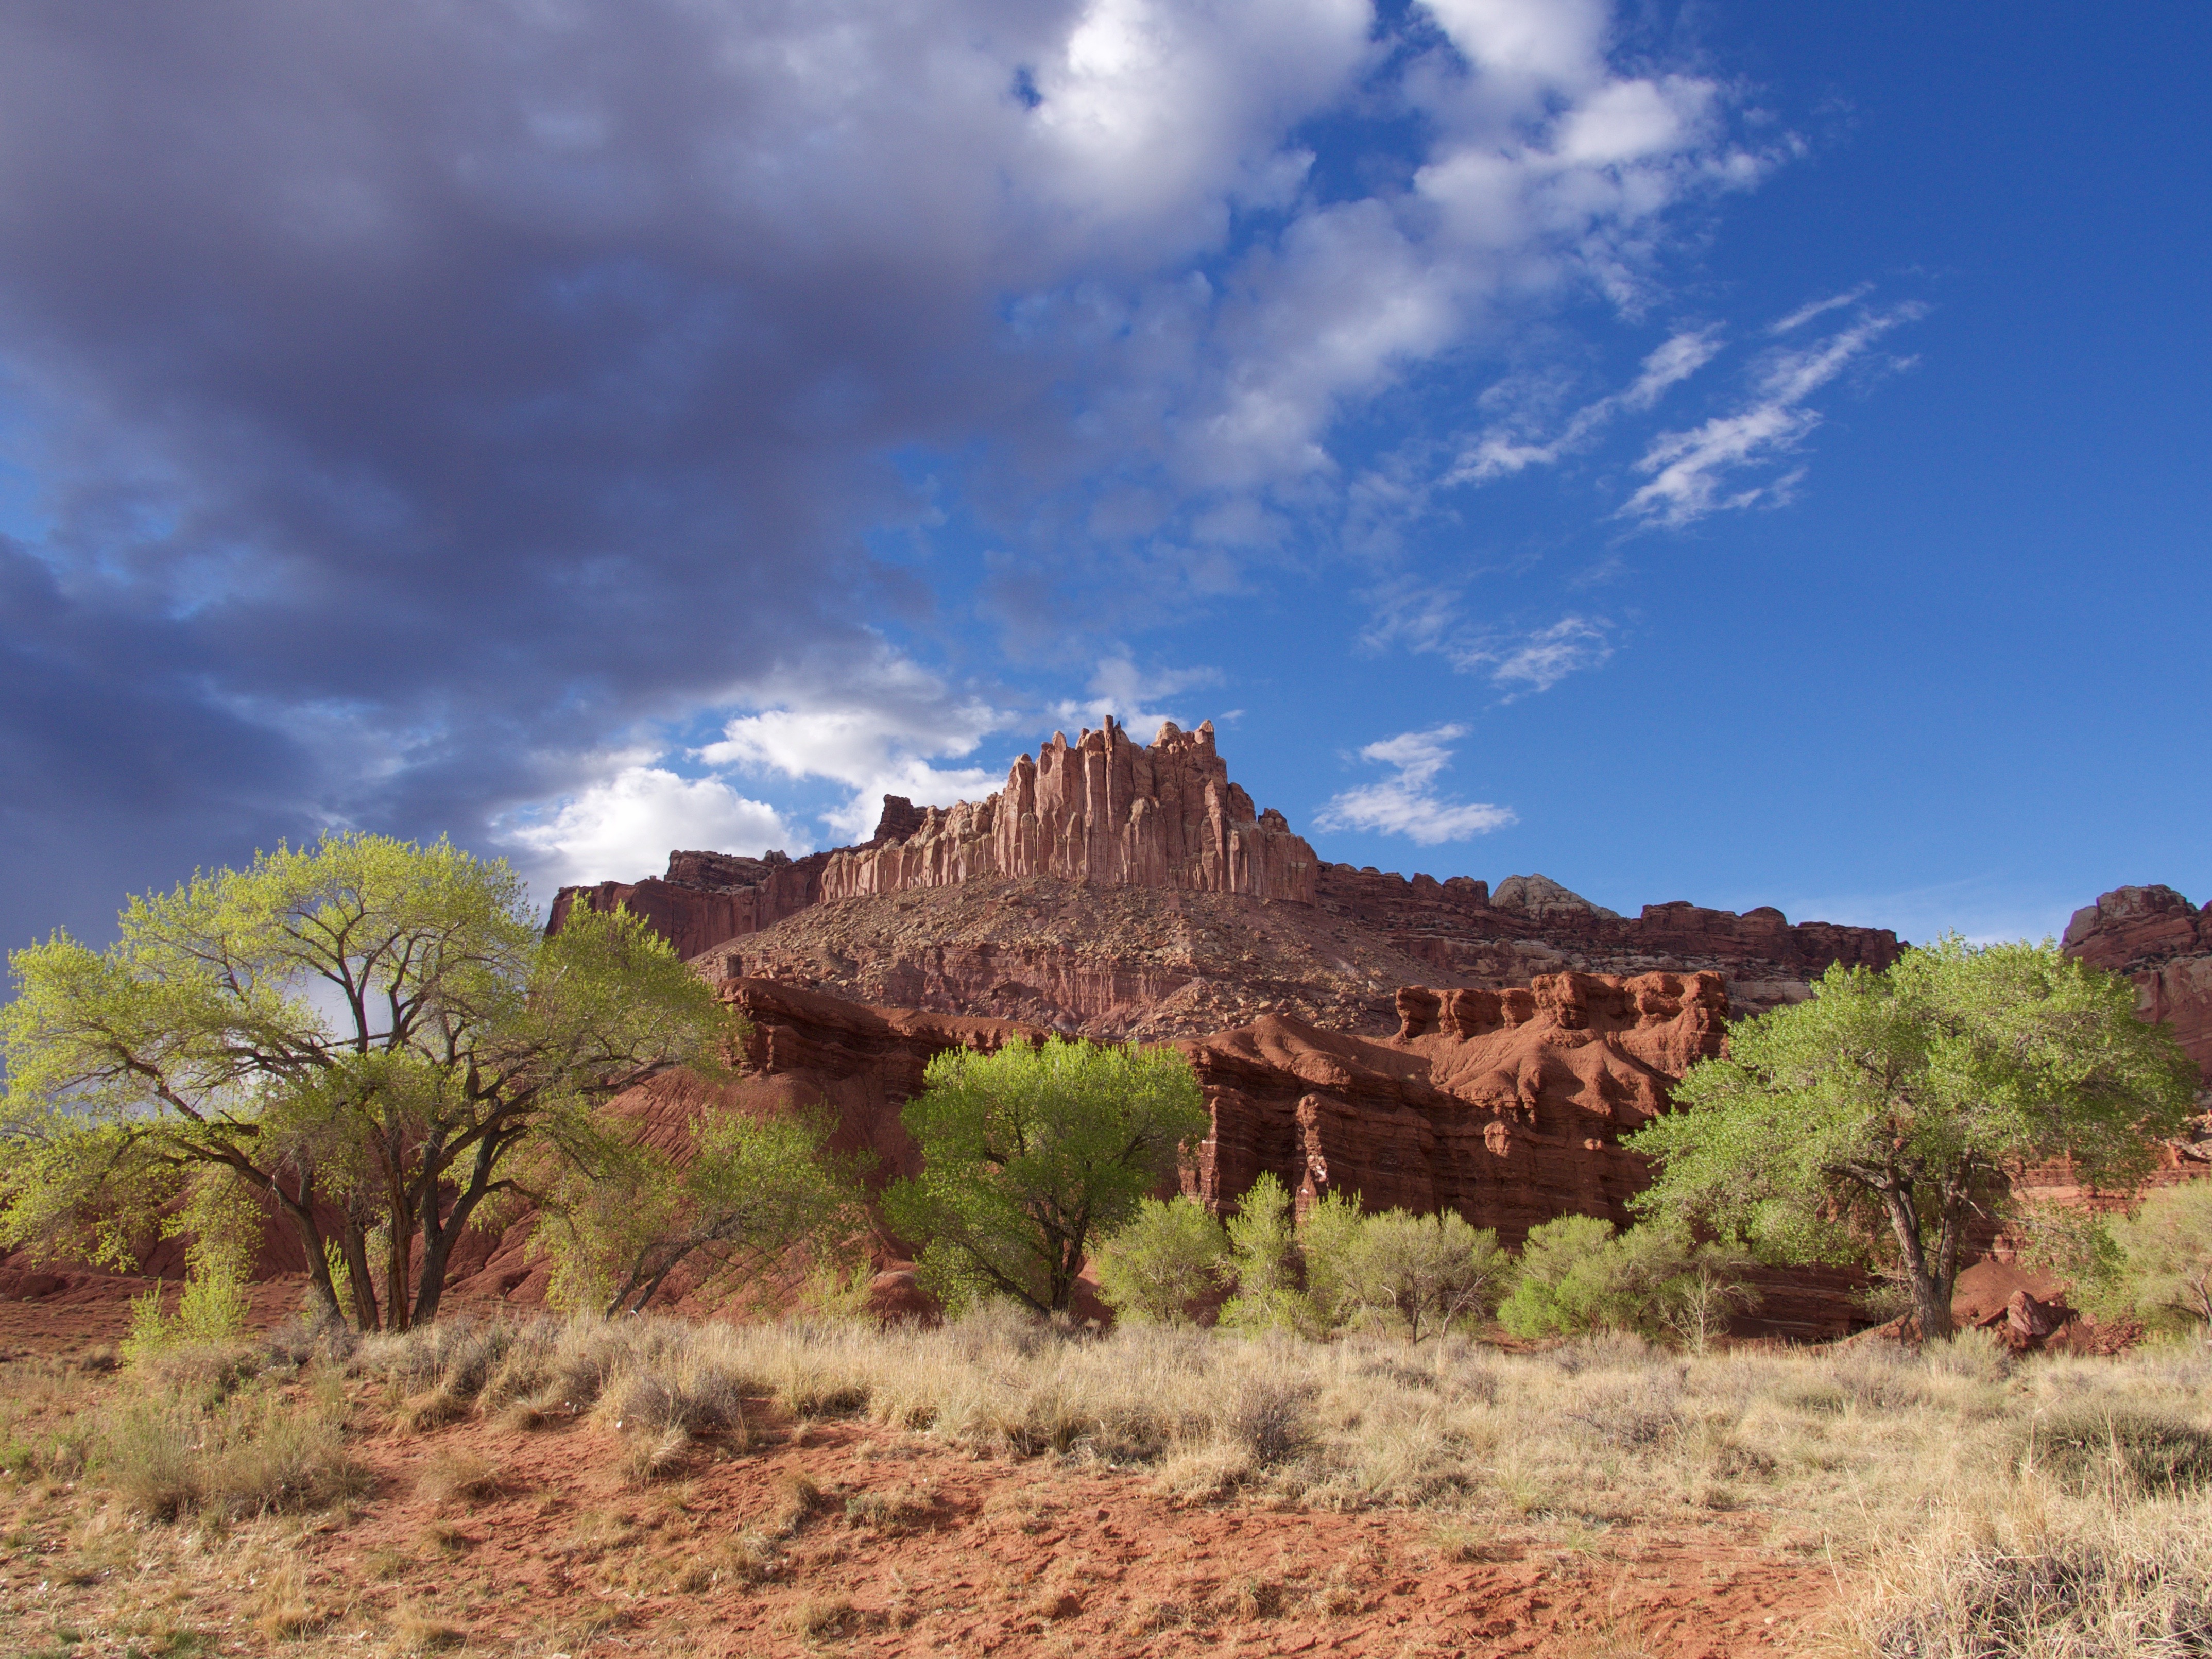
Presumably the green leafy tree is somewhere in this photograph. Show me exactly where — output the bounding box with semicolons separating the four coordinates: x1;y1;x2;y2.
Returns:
530;1102;868;1318
882;1036;1208;1314
1292;1186;1369;1333
2103;1183;2212;1341
1092;1194;1228;1325
1218;1171;1310;1333
1628;937;2198;1338
0;834;739;1332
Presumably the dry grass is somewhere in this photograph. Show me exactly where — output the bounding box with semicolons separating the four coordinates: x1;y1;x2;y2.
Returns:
8;1309;2209;1656
341;1309;2212;1655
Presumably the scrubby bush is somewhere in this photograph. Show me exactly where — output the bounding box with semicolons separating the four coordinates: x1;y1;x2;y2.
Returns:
1323;1208;1508;1342
1499;1217;1753;1344
1093;1195;1228;1325
1499;1215;1631;1339
1219;1179;1507;1340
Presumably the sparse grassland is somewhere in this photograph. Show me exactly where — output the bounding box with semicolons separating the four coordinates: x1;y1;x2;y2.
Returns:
0;1310;2206;1656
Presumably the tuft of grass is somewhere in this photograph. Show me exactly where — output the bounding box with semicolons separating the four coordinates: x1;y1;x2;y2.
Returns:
392;1603;466;1653
773;1471;823;1536
415;1449;501;1507
1854;1477;2212;1658
98;1390;367;1521
248;1559;323;1639
843;1480;936;1532
2028;1402;2212;1495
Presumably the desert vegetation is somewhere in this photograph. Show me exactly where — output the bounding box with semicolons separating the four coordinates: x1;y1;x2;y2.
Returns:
4;1304;2210;1657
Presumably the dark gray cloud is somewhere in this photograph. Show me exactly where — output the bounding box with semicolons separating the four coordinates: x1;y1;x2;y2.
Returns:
0;0;1754;944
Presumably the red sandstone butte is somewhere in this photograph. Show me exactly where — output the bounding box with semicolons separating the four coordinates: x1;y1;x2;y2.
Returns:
822;716;1317;904
2062;883;2212;1085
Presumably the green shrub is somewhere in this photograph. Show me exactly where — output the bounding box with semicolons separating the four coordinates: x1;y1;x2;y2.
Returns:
1327;1209;1508;1342
1093;1195;1229;1325
1500;1218;1756;1345
2103;1183;2212;1341
1219;1173;1311;1334
1499;1215;1628;1339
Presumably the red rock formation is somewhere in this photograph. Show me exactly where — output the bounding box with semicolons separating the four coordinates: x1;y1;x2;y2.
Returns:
2062;884;2212;1083
1177;973;1724;1237
548;848;833;960
822;717;1317;905
1314;863;1900;1018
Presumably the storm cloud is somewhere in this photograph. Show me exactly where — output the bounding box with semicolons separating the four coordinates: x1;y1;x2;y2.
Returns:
0;0;1761;942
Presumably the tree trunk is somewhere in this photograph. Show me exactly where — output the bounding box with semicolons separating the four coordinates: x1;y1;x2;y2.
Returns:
340;1211;380;1333
271;1188;345;1329
383;1154;411;1333
1879;1184;1953;1340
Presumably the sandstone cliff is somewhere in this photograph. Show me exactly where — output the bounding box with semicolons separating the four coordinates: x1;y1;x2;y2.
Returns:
547;848;834;961
821;717;1317;904
2062;884;2212;1085
545;724;1900;1031
1310;864;1897;1020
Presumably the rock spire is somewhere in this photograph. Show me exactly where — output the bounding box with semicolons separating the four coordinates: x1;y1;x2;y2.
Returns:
821;716;1317;904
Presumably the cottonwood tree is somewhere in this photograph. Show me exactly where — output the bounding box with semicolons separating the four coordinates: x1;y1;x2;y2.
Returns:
0;834;738;1331
883;1036;1208;1314
1628;937;2197;1339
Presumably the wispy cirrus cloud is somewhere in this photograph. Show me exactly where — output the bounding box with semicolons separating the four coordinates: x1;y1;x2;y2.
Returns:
1314;724;1516;844
1450;327;1725;483
1619;300;1926;526
1364;588;1616;699
1457;614;1615;696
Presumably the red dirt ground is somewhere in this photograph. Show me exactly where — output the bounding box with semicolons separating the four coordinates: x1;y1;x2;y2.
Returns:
1;1281;1838;1658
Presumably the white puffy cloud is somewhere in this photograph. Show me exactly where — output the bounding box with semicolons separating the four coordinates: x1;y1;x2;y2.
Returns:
699;648;1011;840
1048;655;1222;740
499;766;801;895
1314;724;1516;844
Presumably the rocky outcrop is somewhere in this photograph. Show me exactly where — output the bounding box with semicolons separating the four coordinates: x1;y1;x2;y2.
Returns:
822;717;1317;905
1314;864;1900;1019
548;848;833;961
1178;972;1725;1235
2063;884;2212;1084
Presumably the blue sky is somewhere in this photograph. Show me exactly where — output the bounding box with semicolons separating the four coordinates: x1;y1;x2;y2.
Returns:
1;0;2205;951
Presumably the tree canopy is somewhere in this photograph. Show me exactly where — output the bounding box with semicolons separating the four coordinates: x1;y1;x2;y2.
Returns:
1627;936;2198;1337
882;1035;1208;1314
0;833;741;1330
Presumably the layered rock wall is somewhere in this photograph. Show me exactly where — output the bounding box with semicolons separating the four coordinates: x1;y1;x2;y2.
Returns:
1314;863;1901;1017
548;848;832;961
822;717;1317;905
